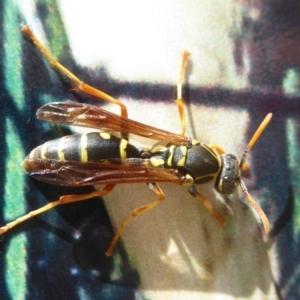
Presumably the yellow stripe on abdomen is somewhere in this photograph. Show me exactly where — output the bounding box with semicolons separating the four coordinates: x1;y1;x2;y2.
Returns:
80;134;88;162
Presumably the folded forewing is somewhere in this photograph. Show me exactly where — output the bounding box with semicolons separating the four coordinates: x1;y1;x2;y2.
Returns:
37;102;192;146
23;158;185;187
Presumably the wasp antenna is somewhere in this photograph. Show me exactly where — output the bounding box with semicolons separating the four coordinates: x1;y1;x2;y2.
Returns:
240;180;270;233
177;51;190;99
240;113;272;168
176;51;190;136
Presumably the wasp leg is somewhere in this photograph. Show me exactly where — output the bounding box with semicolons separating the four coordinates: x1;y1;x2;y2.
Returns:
21;25;128;119
175;51;190;136
0;184;115;236
207;144;225;155
105;182;165;256
188;185;225;225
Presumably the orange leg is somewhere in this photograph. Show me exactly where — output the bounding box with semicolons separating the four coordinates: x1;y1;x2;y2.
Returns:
188;185;225;225
105;183;165;256
0;184;115;235
21;25;128;119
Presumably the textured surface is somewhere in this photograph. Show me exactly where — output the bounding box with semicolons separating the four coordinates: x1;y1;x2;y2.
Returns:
0;1;299;299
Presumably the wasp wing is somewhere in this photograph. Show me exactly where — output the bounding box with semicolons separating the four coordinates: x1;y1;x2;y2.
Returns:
22;158;185;187
36;102;192;146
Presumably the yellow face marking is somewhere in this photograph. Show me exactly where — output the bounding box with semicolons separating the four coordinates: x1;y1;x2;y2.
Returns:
167;145;175;166
80;134;88;162
120;139;128;159
58;136;66;161
176;146;187;167
100;132;111;139
150;157;165;167
41;142;48;159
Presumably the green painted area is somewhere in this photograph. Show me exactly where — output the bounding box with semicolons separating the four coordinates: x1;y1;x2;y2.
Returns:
5;236;28;300
4;118;28;300
4;0;24;111
44;0;70;59
40;93;54;106
286;118;300;237
3;1;28;297
4;118;26;220
283;69;300;96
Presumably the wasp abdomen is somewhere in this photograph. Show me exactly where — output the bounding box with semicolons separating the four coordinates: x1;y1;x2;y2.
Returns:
26;132;140;162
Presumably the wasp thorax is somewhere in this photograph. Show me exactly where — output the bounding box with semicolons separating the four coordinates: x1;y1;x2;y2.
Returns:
215;154;240;194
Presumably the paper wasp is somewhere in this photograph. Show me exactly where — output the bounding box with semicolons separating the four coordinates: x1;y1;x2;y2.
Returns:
0;25;272;256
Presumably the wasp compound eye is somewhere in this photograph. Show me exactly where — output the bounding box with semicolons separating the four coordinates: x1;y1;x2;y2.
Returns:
215;154;240;194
